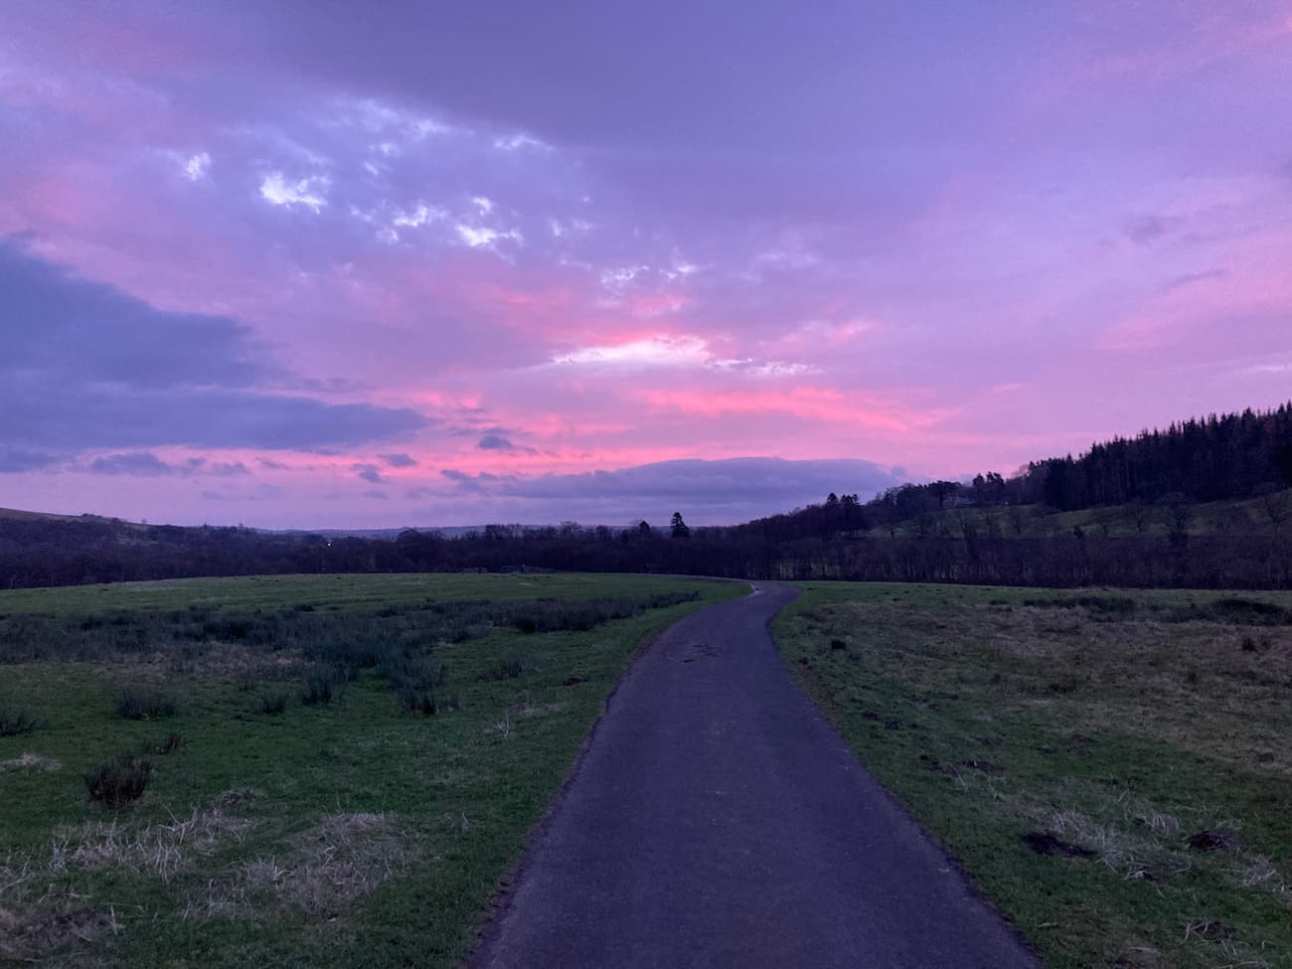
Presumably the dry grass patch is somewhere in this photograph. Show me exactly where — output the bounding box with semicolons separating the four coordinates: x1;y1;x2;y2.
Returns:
182;812;410;922
51;803;254;882
0;752;61;773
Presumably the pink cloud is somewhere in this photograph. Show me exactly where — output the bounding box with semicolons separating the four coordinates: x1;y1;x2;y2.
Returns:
635;386;950;433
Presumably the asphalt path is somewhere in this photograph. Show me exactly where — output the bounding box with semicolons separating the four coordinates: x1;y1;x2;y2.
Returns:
472;582;1038;969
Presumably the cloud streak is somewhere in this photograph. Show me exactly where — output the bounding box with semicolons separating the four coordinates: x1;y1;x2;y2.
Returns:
0;239;430;466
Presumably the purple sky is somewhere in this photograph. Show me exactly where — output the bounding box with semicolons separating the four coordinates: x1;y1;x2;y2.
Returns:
3;1;1291;527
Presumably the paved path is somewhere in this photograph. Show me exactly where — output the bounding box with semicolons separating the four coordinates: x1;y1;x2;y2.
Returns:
473;583;1037;969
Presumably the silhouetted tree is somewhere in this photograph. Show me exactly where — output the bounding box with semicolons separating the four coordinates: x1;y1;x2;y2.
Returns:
671;512;690;539
928;481;960;509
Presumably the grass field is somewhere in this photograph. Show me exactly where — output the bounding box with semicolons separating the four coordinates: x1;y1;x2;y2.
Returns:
0;572;743;968
775;583;1292;969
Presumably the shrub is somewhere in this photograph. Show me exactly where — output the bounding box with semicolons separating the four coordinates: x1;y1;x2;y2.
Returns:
115;687;177;721
258;691;289;715
0;706;44;737
85;754;152;808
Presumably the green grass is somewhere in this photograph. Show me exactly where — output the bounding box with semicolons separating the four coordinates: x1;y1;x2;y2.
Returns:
0;572;742;967
775;582;1292;969
0;571;709;616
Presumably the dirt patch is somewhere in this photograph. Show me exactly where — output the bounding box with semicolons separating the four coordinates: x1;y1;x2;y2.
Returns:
960;759;1004;774
1187;828;1241;853
0;903;118;963
1182;918;1235;942
1021;831;1096;858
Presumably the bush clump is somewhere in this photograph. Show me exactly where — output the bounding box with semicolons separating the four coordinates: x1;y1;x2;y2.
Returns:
85;754;152;808
115;687;178;721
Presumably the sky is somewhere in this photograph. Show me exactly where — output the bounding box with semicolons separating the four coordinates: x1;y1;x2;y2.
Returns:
2;1;1291;528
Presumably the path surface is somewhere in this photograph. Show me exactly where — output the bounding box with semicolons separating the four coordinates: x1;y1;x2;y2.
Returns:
473;583;1037;969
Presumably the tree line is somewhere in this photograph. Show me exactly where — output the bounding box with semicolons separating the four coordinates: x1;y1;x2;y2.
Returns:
2;401;1290;591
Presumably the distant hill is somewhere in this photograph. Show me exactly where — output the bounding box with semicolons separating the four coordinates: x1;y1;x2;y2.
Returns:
274;525;586;540
0;506;112;524
2;401;1291;591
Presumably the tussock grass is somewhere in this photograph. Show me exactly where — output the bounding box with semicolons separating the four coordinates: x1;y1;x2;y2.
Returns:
114;687;177;721
84;754;152;808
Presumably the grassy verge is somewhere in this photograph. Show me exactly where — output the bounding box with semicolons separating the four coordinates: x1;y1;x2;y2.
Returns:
774;582;1292;969
0;573;742;968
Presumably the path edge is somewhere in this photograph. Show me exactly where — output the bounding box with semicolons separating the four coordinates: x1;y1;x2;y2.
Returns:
766;586;1044;966
460;579;753;968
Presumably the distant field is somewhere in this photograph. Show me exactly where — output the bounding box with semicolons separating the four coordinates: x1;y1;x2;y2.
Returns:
0;572;742;968
0;571;711;616
776;583;1292;969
